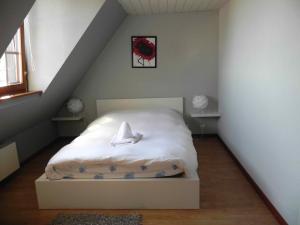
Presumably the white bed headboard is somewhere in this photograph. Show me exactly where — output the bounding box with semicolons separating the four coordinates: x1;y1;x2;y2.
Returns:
96;97;183;116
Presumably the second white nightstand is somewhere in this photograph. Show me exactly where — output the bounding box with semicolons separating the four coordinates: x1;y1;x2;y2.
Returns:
190;112;221;118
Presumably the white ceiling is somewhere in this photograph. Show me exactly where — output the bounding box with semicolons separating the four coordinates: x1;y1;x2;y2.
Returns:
118;0;228;15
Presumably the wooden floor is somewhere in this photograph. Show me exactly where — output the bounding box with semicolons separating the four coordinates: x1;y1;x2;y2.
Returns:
0;136;279;225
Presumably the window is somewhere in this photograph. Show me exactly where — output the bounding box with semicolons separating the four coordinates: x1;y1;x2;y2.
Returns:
0;25;27;97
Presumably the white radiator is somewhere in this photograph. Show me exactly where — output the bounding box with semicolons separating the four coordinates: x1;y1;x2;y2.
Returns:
0;142;20;181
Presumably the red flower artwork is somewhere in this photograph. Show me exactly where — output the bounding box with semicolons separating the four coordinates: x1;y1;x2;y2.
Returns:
132;36;156;67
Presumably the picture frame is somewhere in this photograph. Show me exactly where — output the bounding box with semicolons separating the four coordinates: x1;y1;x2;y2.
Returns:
131;36;157;68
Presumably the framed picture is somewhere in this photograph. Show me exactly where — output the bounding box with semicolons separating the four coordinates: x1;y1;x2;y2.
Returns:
131;36;157;68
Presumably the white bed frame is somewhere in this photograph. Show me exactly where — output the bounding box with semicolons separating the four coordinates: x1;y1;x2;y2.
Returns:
96;97;183;115
35;97;200;209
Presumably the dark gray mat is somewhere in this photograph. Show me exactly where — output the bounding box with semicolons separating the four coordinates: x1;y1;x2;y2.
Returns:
50;214;142;225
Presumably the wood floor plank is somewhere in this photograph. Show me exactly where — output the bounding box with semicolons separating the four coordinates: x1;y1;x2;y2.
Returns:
0;137;279;225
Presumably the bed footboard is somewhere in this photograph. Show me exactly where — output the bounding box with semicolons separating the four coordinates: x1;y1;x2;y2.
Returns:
35;173;200;209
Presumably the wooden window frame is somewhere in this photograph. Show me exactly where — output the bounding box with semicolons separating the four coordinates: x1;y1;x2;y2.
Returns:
0;24;28;97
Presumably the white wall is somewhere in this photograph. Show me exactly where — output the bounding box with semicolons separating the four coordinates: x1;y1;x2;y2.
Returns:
15;120;57;162
26;0;105;91
219;1;300;224
0;0;126;164
71;12;219;134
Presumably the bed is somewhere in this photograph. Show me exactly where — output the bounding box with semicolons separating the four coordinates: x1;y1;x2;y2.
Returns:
35;97;200;209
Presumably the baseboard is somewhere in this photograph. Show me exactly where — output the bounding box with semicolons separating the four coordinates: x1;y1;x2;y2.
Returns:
217;136;288;225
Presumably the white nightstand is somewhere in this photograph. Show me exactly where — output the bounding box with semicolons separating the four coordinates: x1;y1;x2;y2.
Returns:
52;116;85;137
190;111;220;135
190;112;221;118
52;116;83;121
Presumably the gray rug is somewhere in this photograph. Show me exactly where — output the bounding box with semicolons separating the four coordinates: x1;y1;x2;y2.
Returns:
50;214;142;225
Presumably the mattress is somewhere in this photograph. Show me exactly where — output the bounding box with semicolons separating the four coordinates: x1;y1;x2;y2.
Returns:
45;108;198;180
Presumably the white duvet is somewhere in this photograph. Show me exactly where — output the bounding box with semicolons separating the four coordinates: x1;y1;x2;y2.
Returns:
45;108;198;180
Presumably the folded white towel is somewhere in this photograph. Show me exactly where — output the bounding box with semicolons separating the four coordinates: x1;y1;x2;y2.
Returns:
111;121;143;146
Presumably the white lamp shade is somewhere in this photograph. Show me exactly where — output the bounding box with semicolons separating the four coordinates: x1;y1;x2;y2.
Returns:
66;98;84;114
192;95;208;110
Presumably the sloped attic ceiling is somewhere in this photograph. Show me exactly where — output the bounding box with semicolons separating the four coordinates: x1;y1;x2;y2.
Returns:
0;0;127;145
26;0;107;92
0;0;35;56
